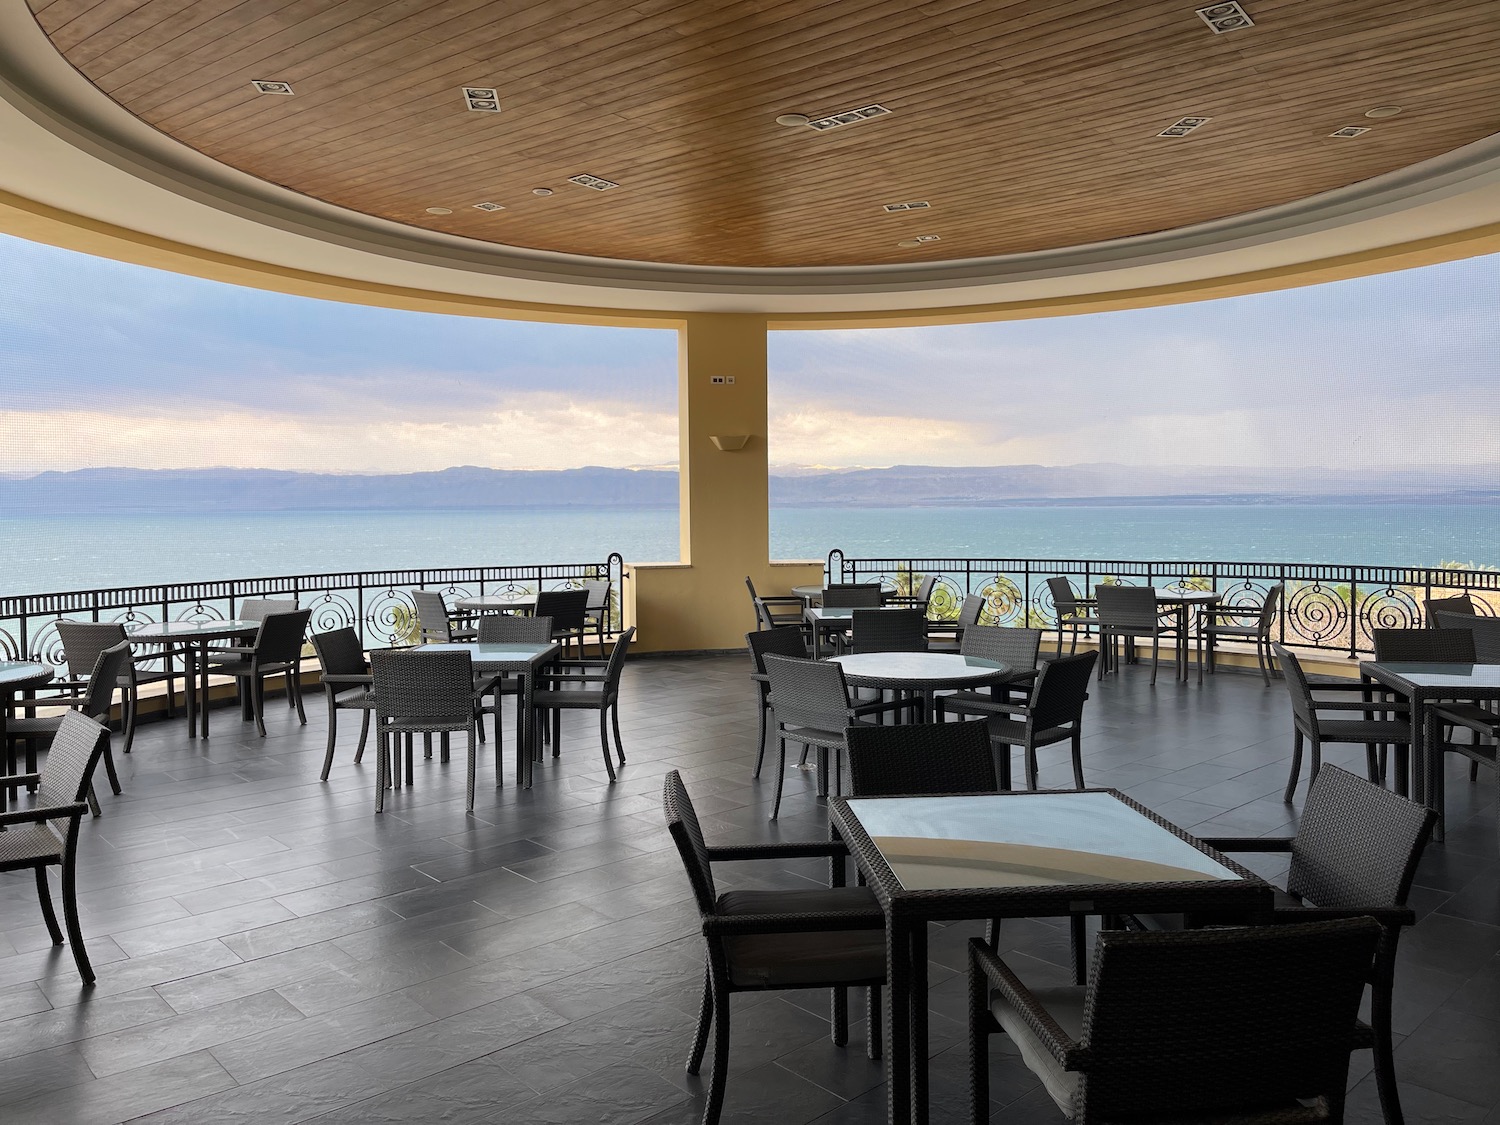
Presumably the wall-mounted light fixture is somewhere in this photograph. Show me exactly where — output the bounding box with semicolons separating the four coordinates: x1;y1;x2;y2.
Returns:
710;435;751;451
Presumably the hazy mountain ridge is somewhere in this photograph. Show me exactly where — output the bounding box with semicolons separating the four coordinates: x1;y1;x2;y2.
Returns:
0;464;1496;514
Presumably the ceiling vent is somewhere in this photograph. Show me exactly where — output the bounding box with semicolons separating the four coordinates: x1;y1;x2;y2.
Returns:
883;200;931;213
472;201;505;211
1329;126;1370;138
914;234;941;243
463;87;500;112
568;174;619;191
807;104;891;132
1157;115;1212;137
1195;3;1254;33
250;80;294;95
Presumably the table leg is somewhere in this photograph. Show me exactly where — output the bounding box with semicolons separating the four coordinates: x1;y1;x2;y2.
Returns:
886;916;912;1125
198;640;211;738
185;647;198;737
1;691;13;798
1423;703;1444;841
519;668;532;789
910;919;929;1125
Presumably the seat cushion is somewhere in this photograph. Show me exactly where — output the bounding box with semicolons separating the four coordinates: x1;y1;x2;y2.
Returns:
0;822;65;868
991;985;1087;1117
718;887;886;988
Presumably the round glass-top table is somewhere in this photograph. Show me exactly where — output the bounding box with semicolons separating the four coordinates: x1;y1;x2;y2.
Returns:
1;661;54;784
828;651;1010;692
455;594;538;613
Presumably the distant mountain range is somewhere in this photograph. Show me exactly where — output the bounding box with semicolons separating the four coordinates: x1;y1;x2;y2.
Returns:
0;464;1495;514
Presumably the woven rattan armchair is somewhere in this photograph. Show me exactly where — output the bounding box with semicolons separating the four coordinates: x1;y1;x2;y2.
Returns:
968;917;1382;1125
885;575;937;613
821;583;883;608
1196;583;1282;685
1275;644;1409;802
7;640;131;816
663;770;885;1125
926;593;984;653
581;579;611;657
1094;585;1177;686
985;651;1097;790
746;626;810;779
845;719;998;794
206;609;312;737
1424;593;1475;624
1373;627;1476;663
1429;703;1499;848
232;600;303;706
411;590;476;644
850;607;928;653
1047;576;1097;657
744;576;804;633
473;614;554;769
1434;609;1500;662
530;626;635;783
0;711;113;983
309;628;373;782
535;588;590;658
936;625;1042;720
54;619;169;754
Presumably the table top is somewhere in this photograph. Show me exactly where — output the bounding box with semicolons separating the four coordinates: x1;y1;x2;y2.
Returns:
792;584;824;600
0;661;53;690
1153;589;1221;603
806;605;912;622
1361;661;1500;692
455;594;538;611
829;651;1010;689
127;619;256;641
420;641;560;670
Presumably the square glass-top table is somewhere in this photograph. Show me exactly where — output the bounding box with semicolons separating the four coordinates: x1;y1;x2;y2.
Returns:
829;790;1269;1125
420;641;560;787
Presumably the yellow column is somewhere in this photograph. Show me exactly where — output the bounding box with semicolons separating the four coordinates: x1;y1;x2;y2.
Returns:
625;314;822;651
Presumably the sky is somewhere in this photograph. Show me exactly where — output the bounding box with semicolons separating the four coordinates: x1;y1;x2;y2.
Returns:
1;230;1498;475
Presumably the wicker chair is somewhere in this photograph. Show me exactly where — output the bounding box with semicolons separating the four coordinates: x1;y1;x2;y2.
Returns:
233;599;304;706
206;609;312;737
309;628;373;782
743;576;804;633
850;607;927;653
535;588;590;658
411;589;476;644
1434;609;1500;662
1196;583;1282;685
821;584;883;608
1094;585;1177;685
475;614;555;772
54;619;171;754
746;626;810;779
0;711;113;983
370;648;495;813
581;579;611;657
529;626;635;783
927;593;984;653
663;770;885;1125
968;917;1383;1125
1047;576;1097;657
1373;627;1476;663
985;651;1097;791
936;625;1042;720
1424;593;1475;624
1275;644;1410;802
6;640;130;816
845;719;997;795
886;575;937;613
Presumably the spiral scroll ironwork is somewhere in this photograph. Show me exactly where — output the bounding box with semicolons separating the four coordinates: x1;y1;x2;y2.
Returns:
926;576;966;621
366;588;417;647
977;575;1026;626
1356;586;1420;648
1285;581;1349;647
0;627;21;661
308;591;358;635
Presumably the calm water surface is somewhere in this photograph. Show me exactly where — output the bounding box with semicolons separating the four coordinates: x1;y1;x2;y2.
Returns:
0;503;1494;594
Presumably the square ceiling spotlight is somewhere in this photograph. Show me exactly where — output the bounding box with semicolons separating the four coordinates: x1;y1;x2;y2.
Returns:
882;200;931;213
568;174;619;191
1196;3;1254;33
914;234;941;243
1329;126;1371;138
807;104;891;132
463;87;500;112
250;79;294;95
1157;116;1212;137
472;202;505;211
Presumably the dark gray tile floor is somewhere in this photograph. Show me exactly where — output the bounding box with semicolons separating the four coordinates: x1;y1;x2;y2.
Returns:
1;655;1497;1124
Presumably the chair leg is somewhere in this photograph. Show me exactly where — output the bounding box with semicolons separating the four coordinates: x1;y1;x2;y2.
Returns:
1070;915;1088;985
832;985;849;1047
702;974;733;1125
1024;742;1040;791
99;735;122;797
61;846;93;984
771;738;788;820
290;669;306;724
354;708;370;763
252;673;267;737
1366;743;1381;786
1309;736;1324;788
122;674;137;755
1283;729;1304;803
375;731;388;813
598;708;617;782
465;722;477;811
34;866;62;945
611;703;625;766
320;694;339;781
994;742;1012;792
1070;731;1085;789
1371;973;1406;1125
687;963;713;1075
752;696;768;778
968;941;992;1125
867;984;882;1060
1149;633;1159;687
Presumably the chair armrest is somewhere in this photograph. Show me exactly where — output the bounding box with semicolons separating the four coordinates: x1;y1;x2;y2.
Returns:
0;801;88;828
758;595;804;607
541;672;608;684
207;646;258;658
703;909;886;937
1311;681;1390;692
1196;836;1294;853
969;939;1085;1069
15;693;88;710
320;673;373;685
0;772;42;792
851;697;905;717
470;676;501;698
1310;699;1409;714
707;840;851;861
1261;904;1415;928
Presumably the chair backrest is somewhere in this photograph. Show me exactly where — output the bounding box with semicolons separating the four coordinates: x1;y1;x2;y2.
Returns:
1255;583;1283;633
1425;593;1475;624
37;710;111;808
1047;576;1084;616
311;627;367;679
1093;584;1161;630
846;720;997;796
822;584;883;609
535;589;590;633
913;575;937;613
240;598;298;623
746;626;809;673
1076;918;1381;1120
960;625;1041;670
582;580;611;612
253;609;312;665
411;590;454;642
955;594;984;628
1027;650;1096;730
477;614;555;644
1272;644;1317;731
1435;610;1500;663
1287;765;1435;910
763;653;851;731
371;649;475;725
1372;627;1475;663
601;627;636;694
82;641;134;719
55;620;128;681
851;608;927;654
663;770;717;914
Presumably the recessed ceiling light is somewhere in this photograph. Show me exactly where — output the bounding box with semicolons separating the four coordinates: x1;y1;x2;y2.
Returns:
897;240;921;248
1157;116;1212;138
1329;126;1371;138
807;104;891;132
250;79;294;95
472;202;505;212
883;200;931;213
775;113;810;127
1365;106;1402;119
462;86;500;113
568;174;619;191
1195;3;1254;33
532;188;554;197
424;207;453;215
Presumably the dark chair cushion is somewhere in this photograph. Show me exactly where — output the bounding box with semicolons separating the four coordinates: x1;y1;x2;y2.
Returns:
718;887;886;988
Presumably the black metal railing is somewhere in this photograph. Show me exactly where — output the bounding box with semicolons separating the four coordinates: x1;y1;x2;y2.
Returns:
0;553;626;666
826;550;1499;658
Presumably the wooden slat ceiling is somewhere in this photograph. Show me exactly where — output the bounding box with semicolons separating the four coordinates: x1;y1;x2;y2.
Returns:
27;0;1500;269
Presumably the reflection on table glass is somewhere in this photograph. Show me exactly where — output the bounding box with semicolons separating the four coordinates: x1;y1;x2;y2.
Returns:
846;792;1241;890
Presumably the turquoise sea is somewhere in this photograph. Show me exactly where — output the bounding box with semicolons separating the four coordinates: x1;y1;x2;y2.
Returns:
0;503;1495;595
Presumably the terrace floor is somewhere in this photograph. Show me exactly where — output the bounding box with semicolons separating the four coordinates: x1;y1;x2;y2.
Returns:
1;654;1498;1125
